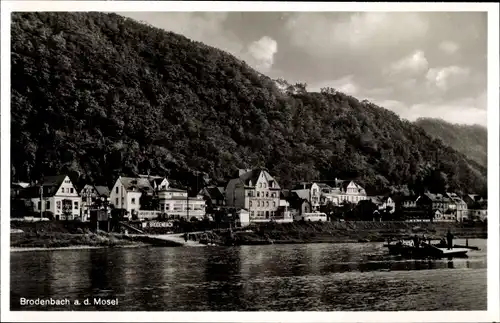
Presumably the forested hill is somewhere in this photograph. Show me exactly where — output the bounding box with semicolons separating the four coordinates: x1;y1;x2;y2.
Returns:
414;118;487;168
10;12;487;196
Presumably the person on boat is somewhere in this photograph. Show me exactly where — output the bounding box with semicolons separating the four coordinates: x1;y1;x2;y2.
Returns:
184;233;188;242
446;230;454;250
421;234;427;246
413;235;419;249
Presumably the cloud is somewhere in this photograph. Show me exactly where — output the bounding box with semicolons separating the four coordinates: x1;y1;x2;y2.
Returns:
439;40;459;55
119;12;277;73
386;50;429;76
368;94;487;126
426;66;470;91
285;12;429;56
309;75;358;95
246;36;278;72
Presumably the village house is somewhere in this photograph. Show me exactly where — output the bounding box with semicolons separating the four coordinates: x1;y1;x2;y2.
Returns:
291;182;321;211
80;184;111;221
318;179;368;205
463;194;483;207
317;183;339;205
445;192;468;222
416;193;457;222
467;200;487;222
110;175;168;218
158;186;206;220
18;175;81;220
369;196;396;214
199;186;226;209
225;168;281;222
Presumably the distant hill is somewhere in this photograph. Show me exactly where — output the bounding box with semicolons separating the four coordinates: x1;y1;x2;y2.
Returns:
10;12;487;196
414;118;487;168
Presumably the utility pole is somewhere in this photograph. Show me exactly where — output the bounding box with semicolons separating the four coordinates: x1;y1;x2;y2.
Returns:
40;179;44;220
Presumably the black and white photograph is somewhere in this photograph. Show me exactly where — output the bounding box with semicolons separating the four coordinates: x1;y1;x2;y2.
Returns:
1;1;499;322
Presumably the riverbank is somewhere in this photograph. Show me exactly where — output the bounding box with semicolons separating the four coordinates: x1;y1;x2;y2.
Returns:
10;220;487;249
10;231;149;249
186;221;488;246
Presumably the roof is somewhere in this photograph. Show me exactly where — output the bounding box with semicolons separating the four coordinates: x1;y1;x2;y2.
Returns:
120;176;155;193
163;188;186;193
423;193;452;203
42;175;67;187
94;186;110;197
17;175;70;198
203;186;225;200
230;168;280;189
317;183;332;190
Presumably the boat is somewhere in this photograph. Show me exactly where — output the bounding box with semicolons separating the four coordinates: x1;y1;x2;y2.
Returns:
384;240;469;259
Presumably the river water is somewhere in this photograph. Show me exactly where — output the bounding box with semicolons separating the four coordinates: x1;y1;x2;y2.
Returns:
10;239;487;311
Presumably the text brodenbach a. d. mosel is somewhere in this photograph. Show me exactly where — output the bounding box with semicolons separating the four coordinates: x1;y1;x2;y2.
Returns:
20;297;119;306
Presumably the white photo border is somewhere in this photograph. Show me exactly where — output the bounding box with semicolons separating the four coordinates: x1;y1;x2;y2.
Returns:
1;1;499;322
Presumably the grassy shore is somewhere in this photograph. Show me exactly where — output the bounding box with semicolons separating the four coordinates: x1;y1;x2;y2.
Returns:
187;221;488;246
10;221;148;249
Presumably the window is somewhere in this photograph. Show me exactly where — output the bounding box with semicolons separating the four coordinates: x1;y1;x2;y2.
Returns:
266;201;269;207
257;192;260;197
257;201;260;207
74;201;79;209
57;201;61;209
248;192;252;197
131;198;136;204
61;188;65;193
249;201;252;207
272;193;275;197
166;205;170;210
263;183;266;188
273;201;276;207
313;189;317;196
38;201;41;209
70;188;74;193
250;211;254;217
115;198;119;205
116;187;119;193
259;183;262;188
266;192;269;197
46;201;50;209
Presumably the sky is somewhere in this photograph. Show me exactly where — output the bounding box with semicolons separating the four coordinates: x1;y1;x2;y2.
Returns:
118;11;488;126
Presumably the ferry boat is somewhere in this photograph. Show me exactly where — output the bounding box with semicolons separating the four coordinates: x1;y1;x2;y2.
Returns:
384;240;469;259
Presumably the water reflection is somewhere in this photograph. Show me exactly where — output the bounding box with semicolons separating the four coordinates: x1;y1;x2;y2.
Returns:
11;239;487;311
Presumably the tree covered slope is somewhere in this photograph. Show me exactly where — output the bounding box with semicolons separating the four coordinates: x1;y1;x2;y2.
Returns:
10;12;487;195
414;118;487;168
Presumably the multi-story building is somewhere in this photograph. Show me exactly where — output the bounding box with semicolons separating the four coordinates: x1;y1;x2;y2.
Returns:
18;175;81;220
370;196;396;214
80;184;111;221
468;200;487;222
110;175;168;217
445;192;468;222
199;186;226;209
318;179;369;205
158;187;206;220
291;182;321;210
416;193;457;222
225;168;281;221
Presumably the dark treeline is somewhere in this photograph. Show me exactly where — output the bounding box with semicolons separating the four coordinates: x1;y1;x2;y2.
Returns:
10;12;487;196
